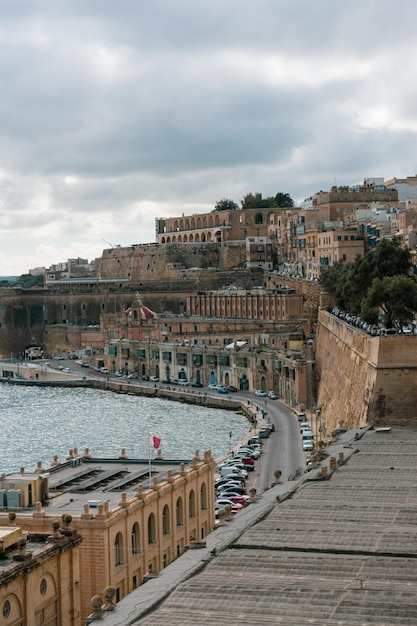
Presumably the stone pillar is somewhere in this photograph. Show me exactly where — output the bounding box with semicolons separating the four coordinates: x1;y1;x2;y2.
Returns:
338;452;345;464
330;457;337;470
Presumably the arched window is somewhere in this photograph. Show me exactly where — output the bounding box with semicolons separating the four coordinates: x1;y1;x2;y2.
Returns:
189;490;196;518
131;522;140;555
200;483;207;510
255;212;263;224
176;497;183;526
162;504;170;534
115;532;123;565
148;513;156;544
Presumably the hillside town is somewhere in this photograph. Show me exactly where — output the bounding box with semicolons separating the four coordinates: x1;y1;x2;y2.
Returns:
2;175;417;624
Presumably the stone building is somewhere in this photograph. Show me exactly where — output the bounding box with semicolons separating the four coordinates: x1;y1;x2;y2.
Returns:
0;522;82;626
0;451;216;623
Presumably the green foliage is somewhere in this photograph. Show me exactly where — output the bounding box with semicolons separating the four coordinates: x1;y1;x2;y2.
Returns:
362;275;417;328
12;274;44;289
241;192;294;210
274;192;294;207
321;238;414;316
214;198;239;211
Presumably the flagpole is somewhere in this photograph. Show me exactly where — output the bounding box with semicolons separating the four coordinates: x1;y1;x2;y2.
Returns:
148;432;152;488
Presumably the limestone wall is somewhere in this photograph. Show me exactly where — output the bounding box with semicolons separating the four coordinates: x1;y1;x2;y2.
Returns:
315;310;417;433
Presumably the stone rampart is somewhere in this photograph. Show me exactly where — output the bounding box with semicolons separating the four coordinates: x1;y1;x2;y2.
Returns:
315;310;417;432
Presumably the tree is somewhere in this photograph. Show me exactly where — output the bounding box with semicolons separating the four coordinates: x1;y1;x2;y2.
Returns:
214;198;238;212
13;274;44;289
321;238;413;314
362;275;417;329
274;192;294;207
240;192;294;209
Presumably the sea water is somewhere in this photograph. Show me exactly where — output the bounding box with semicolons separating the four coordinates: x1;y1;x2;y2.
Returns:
0;384;249;473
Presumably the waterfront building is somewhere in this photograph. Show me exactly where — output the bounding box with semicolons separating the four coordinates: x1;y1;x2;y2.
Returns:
0;522;82;626
0;450;216;623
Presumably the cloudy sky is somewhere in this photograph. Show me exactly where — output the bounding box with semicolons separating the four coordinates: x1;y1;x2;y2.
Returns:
1;0;417;275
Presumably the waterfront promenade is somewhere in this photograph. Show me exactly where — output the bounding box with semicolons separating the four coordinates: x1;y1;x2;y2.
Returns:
96;424;417;625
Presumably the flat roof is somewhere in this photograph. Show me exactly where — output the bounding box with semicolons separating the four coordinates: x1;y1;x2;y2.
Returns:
39;456;193;515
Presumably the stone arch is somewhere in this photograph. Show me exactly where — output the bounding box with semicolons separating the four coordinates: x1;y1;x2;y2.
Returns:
166;236;171;243
174;220;179;230
195;233;200;242
161;237;166;243
183;234;188;242
189;234;193;242
207;231;212;241
214;230;222;242
2;593;22;622
201;233;206;242
255;212;263;224
178;235;182;242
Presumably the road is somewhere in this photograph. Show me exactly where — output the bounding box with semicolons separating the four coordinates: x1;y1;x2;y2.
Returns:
243;396;304;492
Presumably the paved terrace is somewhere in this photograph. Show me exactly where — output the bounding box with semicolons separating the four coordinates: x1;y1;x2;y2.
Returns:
99;425;417;626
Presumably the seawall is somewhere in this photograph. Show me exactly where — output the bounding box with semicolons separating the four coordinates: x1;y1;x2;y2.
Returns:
315;309;417;432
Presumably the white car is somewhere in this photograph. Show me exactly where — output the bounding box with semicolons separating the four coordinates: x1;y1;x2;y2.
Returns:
254;389;267;397
303;440;313;451
208;383;217;390
149;376;159;382
268;391;277;399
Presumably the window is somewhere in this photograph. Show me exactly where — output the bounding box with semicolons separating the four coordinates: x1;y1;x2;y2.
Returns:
115;532;123;565
3;601;10;618
176;497;184;526
148;513;156;544
131;522;140;555
162;505;170;534
200;483;207;510
188;490;196;518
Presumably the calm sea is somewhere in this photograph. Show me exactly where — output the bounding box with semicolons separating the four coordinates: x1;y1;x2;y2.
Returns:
0;384;249;474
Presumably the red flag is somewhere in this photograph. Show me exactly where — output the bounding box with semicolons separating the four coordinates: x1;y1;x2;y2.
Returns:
148;433;161;449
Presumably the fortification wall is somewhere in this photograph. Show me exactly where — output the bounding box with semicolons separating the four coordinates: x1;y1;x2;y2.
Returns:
315;310;417;433
100;241;246;280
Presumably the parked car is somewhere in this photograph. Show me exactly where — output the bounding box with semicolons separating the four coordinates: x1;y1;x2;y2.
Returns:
191;381;204;387
216;386;229;394
226;385;238;392
259;428;269;438
127;373;138;379
208;383;217;390
149;376;159;382
62;367;71;373
303;440;313;451
254;389;267;397
268;391;277;399
141;374;149;380
215;497;243;510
